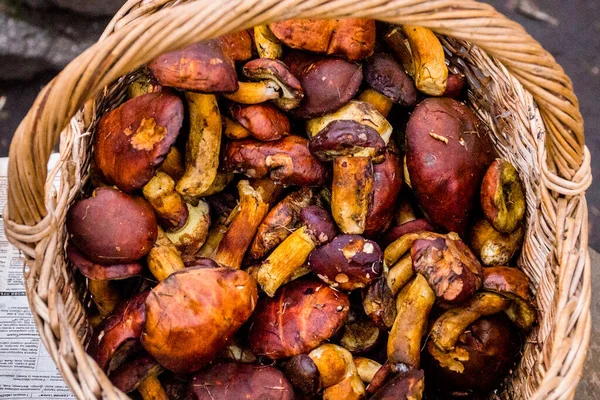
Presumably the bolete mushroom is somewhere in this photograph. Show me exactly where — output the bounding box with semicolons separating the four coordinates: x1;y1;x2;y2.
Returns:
88;290;149;372
148;39;238;92
143;172;188;232
94;92;184;192
468;218;524;266
164;200;210;257
146;227;185;282
229;102;290;141
481;159;526;233
218;29;253;62
249;279;349;359
483;266;536;330
212;179;281;269
67;187;157;265
369;369;425;400
190;361;294;400
340;317;382;354
109;354;168;400
224;135;329;187
284;51;363;119
249;187;315;260
256;205;336;296
309;121;386;234
364;53;417;109
254;24;283;59
308;343;366;400
362;277;397;330
405;97;496;235
283;354;321;397
141;267;257;373
308;234;383;291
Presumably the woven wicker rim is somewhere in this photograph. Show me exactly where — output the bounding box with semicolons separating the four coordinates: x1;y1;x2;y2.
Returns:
3;1;592;399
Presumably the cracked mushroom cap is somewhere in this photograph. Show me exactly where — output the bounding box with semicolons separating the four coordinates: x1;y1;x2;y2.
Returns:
243;58;304;110
309;120;386;162
67;187;157;265
308;234;383;291
249;279;350;359
365;53;417;107
94;92;184;193
148;39;238;93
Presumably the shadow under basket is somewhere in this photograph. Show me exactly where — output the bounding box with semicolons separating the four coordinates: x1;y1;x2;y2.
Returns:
3;1;592;399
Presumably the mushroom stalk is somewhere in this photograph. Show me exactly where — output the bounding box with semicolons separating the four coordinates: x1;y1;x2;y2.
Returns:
254;25;283;59
354;357;382;384
386;254;414;296
331;156;373;235
146;228;184;282
358;89;393;117
143;172;188;232
88;280;120;317
137;375;168;400
224;81;280;104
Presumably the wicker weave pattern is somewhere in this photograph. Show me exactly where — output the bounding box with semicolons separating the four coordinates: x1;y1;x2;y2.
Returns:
3;1;591;399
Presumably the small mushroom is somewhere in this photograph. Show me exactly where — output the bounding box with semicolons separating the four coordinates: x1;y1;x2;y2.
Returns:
364;53;417;108
364;147;404;236
143;172;189;232
94;92;184;192
424;316;521;395
212;179;281;269
382;219;434;248
429;292;511;352
249;279;349;359
218;29;253;61
369;369;425;400
164;200;210;257
387;274;435;370
146;227;185;282
383;26;415;77
401;25;448;96
309;121;386;234
444;72;467;99
189;362;294;400
229;102;290;141
283;354;321;397
256;205;336;296
411;235;484;304
362;277;397;330
224;135;329;187
242;58;304;110
285;51;363;119
175;92;222;199
354;357;382;384
250;187;315;260
468;219;524;266
148;39;238;92
308;344;366;400
480;159;526;233
483;266;536;330
67;187;157;264
384;231;451;268
223;81;280;104
308;234;383;291
141;267;258;373
254;24;283;59
88;290;149;372
340;317;382;354
109;354;168;400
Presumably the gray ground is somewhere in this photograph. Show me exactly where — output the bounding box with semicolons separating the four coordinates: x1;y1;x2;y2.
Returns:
0;0;598;397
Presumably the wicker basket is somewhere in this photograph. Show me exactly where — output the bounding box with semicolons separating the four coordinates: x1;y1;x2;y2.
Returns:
3;0;592;399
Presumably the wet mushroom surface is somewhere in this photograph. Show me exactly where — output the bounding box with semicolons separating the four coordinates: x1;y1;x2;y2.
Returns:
66;18;537;400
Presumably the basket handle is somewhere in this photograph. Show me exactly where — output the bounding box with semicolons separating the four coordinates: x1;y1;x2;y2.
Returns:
6;0;587;228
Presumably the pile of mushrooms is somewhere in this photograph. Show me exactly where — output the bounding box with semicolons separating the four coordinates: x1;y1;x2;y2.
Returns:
67;18;536;399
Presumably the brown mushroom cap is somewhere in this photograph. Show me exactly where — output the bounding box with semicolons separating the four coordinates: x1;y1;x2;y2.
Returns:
365;53;417;107
94;92;184;192
370;369;425;400
229;102;290;141
411;236;483;304
300;205;337;246
88;290;149;372
190;362;294;400
424;315;521;395
362;277;397;330
148;39;238;92
141;267;258;373
242;58;304;110
109;354;162;394
249;279;349;359
223;135;329;187
308;234;383;291
67;187;157;265
67;244;142;280
285;51;363;119
219;30;253;62
406;97;496;235
269;19;335;53
283;354;321;397
381;219;435;248
309;120;386;161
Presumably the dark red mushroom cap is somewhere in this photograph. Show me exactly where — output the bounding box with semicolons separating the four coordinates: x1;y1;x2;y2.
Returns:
300;205;336;246
365;53;417;107
308;120;386;161
67;244;143;280
243;58;304;110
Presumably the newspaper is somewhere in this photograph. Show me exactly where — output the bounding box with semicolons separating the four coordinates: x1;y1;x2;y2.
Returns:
0;155;74;399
